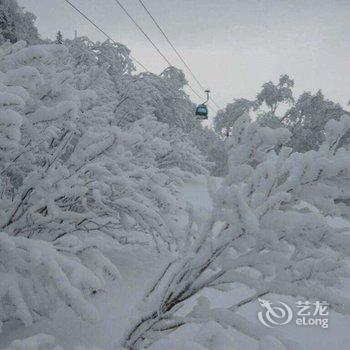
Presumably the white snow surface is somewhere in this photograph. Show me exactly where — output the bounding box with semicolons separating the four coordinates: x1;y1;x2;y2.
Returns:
1;175;350;350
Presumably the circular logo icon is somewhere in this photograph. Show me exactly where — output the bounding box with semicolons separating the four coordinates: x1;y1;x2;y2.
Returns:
258;298;293;328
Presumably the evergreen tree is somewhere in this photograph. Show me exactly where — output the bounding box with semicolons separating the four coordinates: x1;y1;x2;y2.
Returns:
55;30;63;44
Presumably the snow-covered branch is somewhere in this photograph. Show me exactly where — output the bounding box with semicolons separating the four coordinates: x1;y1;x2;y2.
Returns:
120;113;350;349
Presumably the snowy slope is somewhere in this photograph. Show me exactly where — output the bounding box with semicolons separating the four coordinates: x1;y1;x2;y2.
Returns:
1;176;350;350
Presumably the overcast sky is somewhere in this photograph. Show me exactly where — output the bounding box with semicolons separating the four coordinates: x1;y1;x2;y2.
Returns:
18;0;350;112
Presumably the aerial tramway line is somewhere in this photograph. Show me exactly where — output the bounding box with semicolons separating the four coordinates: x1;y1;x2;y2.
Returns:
63;0;221;120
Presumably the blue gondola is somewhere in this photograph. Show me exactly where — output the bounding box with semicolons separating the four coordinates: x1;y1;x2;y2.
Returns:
195;104;208;118
195;89;210;120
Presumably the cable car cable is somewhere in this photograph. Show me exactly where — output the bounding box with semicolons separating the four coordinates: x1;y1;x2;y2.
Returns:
63;0;149;71
111;0;218;112
112;0;173;67
63;0;216;111
136;0;222;110
137;0;205;91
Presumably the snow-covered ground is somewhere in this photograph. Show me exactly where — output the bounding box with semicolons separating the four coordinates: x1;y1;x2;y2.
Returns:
1;176;350;350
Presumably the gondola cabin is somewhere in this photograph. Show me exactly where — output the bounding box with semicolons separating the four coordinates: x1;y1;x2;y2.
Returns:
195;104;208;119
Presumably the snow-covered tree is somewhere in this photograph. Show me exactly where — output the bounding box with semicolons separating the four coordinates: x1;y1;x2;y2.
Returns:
191;126;227;176
0;0;39;45
0;40;124;329
219;75;350;154
256;74;294;116
65;37;210;235
113;67;198;133
119;113;350;350
5;334;104;350
283;90;345;152
55;30;63;45
0;40;163;329
0;35;214;332
254;75;294;130
214;98;253;138
211;98;255;176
